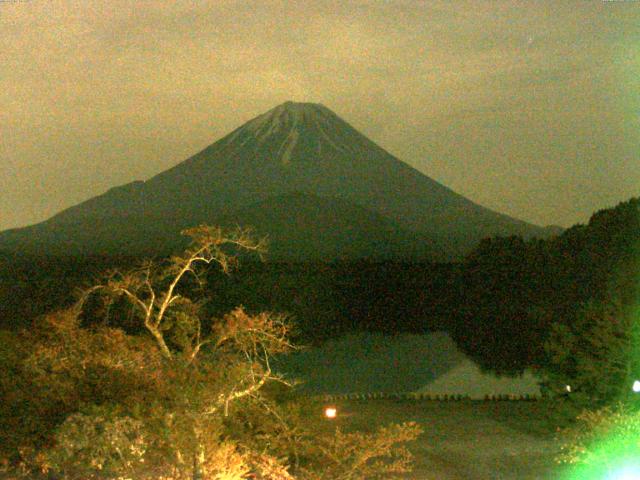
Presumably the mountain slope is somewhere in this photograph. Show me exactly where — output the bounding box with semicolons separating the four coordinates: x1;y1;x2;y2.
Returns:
0;101;554;258
216;192;438;261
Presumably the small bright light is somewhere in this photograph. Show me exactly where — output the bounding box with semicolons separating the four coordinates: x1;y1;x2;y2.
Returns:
632;380;640;393
565;385;572;393
324;407;337;419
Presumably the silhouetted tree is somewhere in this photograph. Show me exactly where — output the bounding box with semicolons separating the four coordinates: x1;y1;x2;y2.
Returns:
544;296;640;408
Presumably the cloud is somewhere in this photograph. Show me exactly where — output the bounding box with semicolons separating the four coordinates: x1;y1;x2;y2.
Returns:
0;0;638;229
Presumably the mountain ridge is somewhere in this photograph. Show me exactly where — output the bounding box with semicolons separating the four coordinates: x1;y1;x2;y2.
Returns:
0;101;557;259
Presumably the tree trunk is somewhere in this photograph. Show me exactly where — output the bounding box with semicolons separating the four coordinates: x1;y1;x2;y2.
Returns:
192;439;205;480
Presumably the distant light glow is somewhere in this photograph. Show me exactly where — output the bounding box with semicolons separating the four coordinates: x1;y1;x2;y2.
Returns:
566;385;572;393
563;457;640;480
605;463;640;480
324;407;337;419
632;380;640;393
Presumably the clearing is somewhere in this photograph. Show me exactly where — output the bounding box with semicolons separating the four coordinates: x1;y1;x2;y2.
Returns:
322;399;563;480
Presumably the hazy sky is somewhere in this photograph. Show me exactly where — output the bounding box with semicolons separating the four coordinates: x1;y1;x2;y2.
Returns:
1;0;638;230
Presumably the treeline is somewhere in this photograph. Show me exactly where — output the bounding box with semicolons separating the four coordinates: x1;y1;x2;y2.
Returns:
202;260;456;343
450;197;640;376
0;252;142;327
0;252;456;343
1;198;638;380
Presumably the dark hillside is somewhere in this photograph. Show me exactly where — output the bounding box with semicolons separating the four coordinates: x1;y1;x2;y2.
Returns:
448;197;640;375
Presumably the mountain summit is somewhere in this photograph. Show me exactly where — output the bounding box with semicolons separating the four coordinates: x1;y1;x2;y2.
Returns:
231;101;371;165
0;102;554;259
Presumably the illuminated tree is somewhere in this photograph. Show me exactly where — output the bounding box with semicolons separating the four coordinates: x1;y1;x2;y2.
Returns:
555;404;640;479
79;225;269;361
73;225;296;478
0;225;422;479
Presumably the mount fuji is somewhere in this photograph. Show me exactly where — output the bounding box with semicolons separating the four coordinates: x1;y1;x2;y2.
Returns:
0;102;556;260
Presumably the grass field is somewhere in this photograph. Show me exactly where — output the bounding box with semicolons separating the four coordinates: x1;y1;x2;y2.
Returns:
320;399;564;480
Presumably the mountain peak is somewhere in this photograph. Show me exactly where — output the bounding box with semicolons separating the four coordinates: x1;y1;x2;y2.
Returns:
233;101;360;163
246;101;331;133
0;102;551;259
279;100;326;110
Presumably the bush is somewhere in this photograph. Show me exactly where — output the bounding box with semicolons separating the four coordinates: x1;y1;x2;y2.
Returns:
556;403;640;479
295;422;422;480
543;297;640;409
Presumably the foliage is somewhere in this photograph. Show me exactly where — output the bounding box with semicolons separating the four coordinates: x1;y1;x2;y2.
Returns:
0;253;453;346
0;225;422;480
450;197;640;376
294;422;422;480
546;200;640;476
1;310;296;479
556;404;640;465
0;252;138;330
544;297;640;409
45;404;147;479
450;235;554;374
2;198;639;379
555;403;640;480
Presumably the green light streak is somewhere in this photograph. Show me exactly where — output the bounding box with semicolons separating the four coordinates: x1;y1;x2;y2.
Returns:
559;301;640;479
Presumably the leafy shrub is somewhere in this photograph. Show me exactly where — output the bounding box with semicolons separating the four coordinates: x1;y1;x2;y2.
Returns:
295;422;422;480
556;403;640;478
44;404;147;479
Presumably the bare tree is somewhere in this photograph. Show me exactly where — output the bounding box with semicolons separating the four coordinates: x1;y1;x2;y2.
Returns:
79;225;269;358
76;225;296;479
